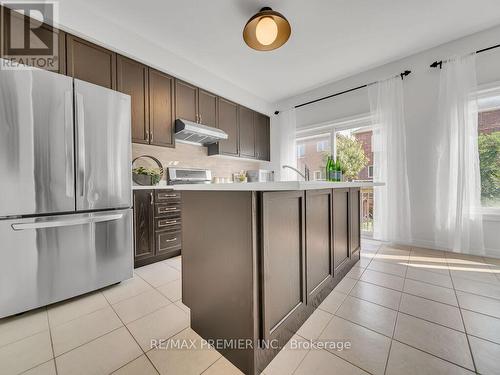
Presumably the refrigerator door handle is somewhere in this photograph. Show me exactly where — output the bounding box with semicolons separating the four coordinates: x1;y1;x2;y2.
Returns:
64;91;74;198
11;213;124;231
76;92;86;198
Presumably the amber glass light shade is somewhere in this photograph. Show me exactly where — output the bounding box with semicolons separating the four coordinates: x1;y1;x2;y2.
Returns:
243;7;291;51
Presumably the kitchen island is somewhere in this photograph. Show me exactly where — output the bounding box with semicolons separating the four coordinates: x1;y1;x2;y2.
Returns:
175;182;379;375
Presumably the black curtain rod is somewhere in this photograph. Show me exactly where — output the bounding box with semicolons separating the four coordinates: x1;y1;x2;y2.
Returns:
430;43;500;69
274;70;411;114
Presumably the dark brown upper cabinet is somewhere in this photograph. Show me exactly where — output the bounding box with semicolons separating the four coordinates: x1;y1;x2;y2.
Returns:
255;112;270;161
175;79;198;123
1;6;66;74
214;97;239;156
117;56;149;144
149;69;175;147
238;106;255;158
198;89;218;128
66;35;116;89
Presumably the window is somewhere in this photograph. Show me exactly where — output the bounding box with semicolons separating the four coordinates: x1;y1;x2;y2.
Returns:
368;165;374;178
477;85;500;208
314;170;323;180
296;144;305;158
316;140;329;152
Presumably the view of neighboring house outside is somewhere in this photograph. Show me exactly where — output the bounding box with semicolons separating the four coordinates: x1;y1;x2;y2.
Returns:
296;134;331;180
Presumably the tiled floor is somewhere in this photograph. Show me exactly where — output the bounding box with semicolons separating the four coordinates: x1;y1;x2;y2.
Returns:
1;241;500;375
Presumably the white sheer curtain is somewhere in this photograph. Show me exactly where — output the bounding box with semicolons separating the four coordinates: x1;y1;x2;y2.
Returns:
434;54;484;254
277;108;297;181
368;77;412;243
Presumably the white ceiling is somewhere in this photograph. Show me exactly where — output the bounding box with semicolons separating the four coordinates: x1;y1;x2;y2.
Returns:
66;0;500;103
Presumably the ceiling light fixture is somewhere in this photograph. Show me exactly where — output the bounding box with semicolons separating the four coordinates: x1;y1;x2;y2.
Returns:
243;7;291;51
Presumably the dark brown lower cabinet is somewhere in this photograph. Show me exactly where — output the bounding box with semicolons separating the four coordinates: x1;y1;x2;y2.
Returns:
261;190;306;340
305;189;333;303
133;189;181;267
181;188;361;375
333;188;350;272
350;187;361;254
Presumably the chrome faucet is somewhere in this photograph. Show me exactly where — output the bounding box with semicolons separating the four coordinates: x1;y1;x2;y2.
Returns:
282;164;310;181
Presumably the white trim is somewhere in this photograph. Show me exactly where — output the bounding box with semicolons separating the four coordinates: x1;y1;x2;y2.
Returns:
296;113;372;137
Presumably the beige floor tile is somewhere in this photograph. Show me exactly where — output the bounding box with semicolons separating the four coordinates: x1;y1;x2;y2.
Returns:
112;355;158;375
453;276;500;300
371;252;409;265
263;335;310;375
127;303;189;351
356;257;373;268
456;291;500;319
147;328;220;375
345;266;366;280
407;259;451;275
0;308;48;347
333;277;358;294
202;356;243;375
47;292;109;327
336;296;397;337
56;327;142;375
367;260;407;277
112;289;170;324
410;247;445;258
386;340;473;375
134;262;181;288
403;279;457;306
0;330;53;375
405;267;453;289
51;306;123;356
318;290;347;314
349;280;401;310
102;276;153;305
462;310;500;344
360;269;405;291
319;316;391;375
23;360;57;375
450;269;500;285
394;313;474;370
361;242;380;252
468;335;500;375
157;279;182;302
399;294;464;331
175;300;191;315
162;256;182;271
294;348;368;375
297;309;333;340
446;253;487;268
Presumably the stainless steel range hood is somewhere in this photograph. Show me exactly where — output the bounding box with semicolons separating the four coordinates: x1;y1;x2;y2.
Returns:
175;119;228;146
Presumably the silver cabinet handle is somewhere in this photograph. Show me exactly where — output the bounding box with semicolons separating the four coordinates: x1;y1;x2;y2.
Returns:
64;90;74;198
161;194;178;198
159;207;178;212
158;219;178;227
11;213;123;231
165;238;177;242
75;92;86;198
150;192;154;205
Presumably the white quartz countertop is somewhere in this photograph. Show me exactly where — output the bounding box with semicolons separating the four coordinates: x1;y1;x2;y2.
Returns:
132;184;172;190
168;181;383;191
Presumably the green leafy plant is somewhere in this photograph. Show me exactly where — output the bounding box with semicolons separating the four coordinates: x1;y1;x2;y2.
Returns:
133;166;162;185
478;131;500;207
326;135;368;181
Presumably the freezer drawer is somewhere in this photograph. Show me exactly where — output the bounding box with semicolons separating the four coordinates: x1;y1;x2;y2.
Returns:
74;79;132;211
0;209;133;318
0;62;75;217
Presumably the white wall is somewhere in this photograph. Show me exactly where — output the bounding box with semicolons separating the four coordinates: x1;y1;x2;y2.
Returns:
274;24;500;257
52;0;273;116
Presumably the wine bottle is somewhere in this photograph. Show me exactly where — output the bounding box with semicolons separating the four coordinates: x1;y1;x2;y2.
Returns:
325;156;332;181
328;156;335;181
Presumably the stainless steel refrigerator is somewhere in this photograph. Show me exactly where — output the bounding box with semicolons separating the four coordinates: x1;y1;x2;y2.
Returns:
0;59;133;318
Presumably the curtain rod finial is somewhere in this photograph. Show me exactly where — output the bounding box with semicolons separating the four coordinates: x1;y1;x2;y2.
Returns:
430;61;443;69
274;110;280;115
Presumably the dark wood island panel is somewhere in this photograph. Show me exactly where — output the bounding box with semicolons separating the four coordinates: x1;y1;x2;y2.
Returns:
181;188;361;375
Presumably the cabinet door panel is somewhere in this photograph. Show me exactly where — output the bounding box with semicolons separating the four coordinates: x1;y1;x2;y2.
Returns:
149;69;175;147
350;188;361;254
255;113;270;161
117;56;149;144
175;79;197;122
333;188;350;271
306;190;333;300
198;89;217;127
217;98;239;156
133;190;154;262
239;106;255;158
66;35;116;89
262;191;305;338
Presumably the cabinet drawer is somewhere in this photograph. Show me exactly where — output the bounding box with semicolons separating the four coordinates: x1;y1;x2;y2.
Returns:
155;204;181;217
156;230;181;253
155;190;181;202
155;217;181;231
